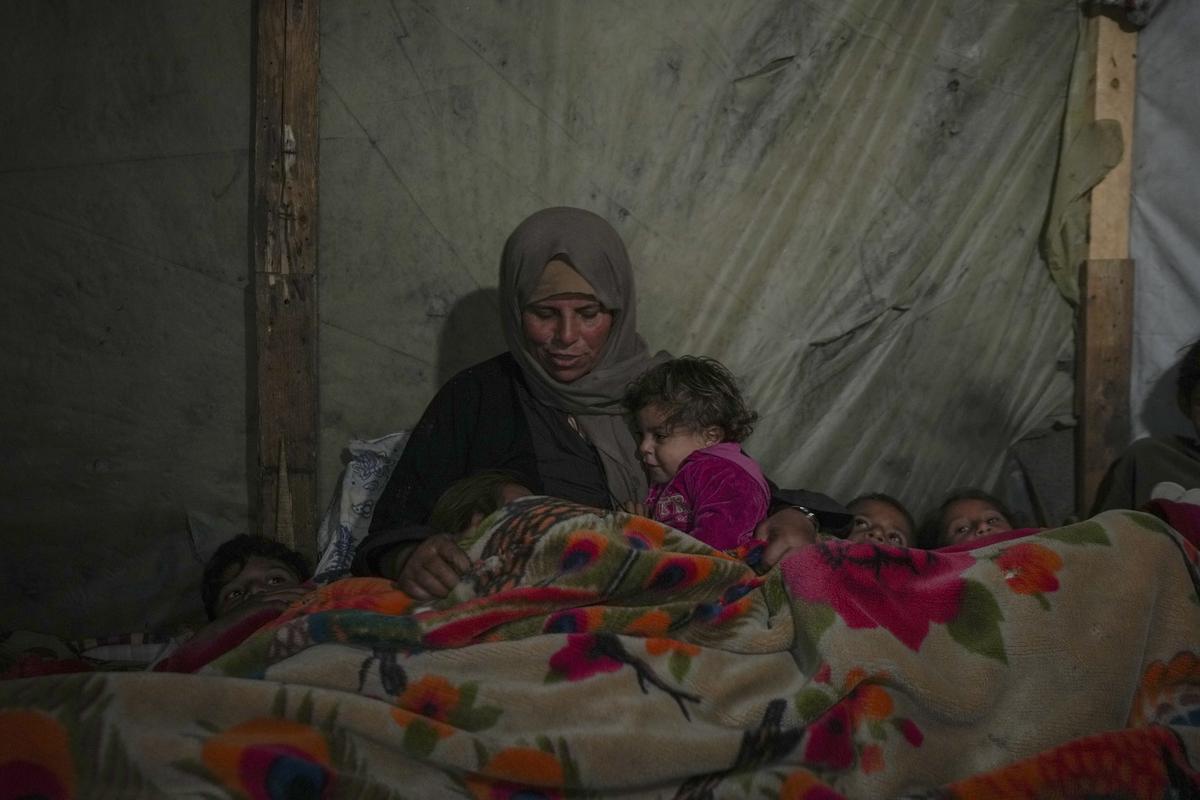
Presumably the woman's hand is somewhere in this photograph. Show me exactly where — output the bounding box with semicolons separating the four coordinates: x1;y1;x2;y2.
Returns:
753;507;819;569
390;534;472;600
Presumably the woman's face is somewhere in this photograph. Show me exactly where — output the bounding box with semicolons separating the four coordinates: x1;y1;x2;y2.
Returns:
941;499;1012;546
520;261;614;383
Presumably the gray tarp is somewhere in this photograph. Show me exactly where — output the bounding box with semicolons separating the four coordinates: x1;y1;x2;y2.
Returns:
1130;0;1200;441
321;0;1080;519
2;1;1096;636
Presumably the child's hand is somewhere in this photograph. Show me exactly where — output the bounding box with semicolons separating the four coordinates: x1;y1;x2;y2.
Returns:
753;508;819;569
620;499;647;517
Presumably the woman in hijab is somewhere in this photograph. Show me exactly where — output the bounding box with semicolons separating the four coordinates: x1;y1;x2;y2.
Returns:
355;207;845;598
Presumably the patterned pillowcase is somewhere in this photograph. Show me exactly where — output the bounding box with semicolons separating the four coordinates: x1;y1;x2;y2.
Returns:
311;432;409;583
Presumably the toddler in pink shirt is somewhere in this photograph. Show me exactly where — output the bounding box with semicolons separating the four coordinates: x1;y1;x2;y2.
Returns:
623;356;769;550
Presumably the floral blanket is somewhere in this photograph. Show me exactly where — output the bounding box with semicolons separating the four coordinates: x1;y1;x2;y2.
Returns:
2;498;1199;798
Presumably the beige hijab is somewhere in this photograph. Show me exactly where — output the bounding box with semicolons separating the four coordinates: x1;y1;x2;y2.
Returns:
499;207;668;505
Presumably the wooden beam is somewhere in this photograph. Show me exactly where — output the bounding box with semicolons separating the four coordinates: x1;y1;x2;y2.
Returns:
1077;259;1133;513
1087;13;1137;260
253;0;320;560
1077;13;1136;515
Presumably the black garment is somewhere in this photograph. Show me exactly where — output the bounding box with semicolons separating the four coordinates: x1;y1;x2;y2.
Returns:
353;353;609;575
769;485;853;535
1092;435;1200;513
355;353;852;575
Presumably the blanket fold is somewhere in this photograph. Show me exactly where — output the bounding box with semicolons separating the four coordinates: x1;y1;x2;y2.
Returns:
2;498;1198;797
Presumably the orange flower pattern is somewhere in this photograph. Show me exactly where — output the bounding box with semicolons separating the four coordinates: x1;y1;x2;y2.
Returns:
1;497;1193;797
993;542;1063;609
465;746;567;800
390;674;502;757
1129;650;1200;727
201;718;333;800
0;710;76;800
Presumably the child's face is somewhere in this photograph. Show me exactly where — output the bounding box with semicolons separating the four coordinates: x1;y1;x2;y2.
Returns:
635;404;719;484
940;499;1012;546
847;499;911;547
215;556;302;618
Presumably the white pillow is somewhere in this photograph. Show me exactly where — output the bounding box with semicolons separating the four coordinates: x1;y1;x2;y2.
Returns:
312;431;409;583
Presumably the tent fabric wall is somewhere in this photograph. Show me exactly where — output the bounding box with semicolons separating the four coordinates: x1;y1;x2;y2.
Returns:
0;1;1104;637
1130;0;1200;441
0;3;252;635
320;0;1080;522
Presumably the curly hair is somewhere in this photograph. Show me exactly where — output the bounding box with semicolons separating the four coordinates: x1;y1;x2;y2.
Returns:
201;534;311;620
623;356;758;442
1177;338;1200;416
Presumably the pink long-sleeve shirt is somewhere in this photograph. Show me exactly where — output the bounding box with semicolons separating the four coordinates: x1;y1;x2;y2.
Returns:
644;442;770;550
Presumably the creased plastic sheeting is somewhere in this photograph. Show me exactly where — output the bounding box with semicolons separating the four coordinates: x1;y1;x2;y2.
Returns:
1040;13;1125;306
319;0;1080;520
1130;0;1200;442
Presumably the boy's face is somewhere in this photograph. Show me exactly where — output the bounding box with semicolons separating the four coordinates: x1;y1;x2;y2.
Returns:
635;404;720;484
940;499;1012;546
215;555;302;618
847;499;911;547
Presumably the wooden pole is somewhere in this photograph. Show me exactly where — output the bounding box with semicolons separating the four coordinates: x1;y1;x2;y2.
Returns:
253;0;320;560
1077;13;1136;515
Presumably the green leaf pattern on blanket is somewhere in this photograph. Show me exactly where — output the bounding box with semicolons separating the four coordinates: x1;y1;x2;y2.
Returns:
791;603;835;676
5;500;1200;796
946;578;1007;663
1041;520;1112;546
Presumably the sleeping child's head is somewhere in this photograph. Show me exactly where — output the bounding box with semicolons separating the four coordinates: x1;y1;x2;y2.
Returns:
846;493;914;547
202;535;311;620
430;470;532;534
932;489;1014;547
624;356;758;485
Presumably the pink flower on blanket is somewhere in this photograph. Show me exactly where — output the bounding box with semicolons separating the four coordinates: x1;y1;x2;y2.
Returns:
897;717;924;747
781;540;970;651
803;703;855;770
546;634;623;682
